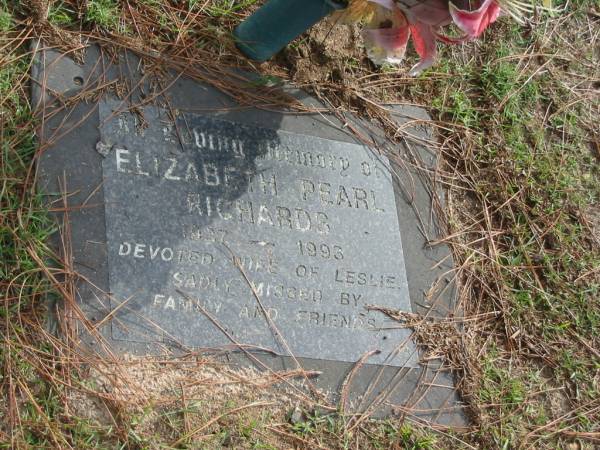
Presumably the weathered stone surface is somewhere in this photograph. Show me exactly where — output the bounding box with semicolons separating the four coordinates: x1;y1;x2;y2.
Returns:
101;100;416;366
32;44;464;424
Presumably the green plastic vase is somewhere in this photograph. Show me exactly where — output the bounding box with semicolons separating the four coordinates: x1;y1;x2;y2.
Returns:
233;0;348;62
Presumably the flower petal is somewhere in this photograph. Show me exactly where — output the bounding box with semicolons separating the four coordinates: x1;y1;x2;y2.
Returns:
367;0;397;11
405;0;454;27
362;3;411;66
363;26;410;65
449;0;501;37
408;22;437;76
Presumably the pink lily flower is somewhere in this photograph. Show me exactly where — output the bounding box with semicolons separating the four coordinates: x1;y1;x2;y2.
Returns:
362;2;411;65
362;0;502;75
449;0;501;38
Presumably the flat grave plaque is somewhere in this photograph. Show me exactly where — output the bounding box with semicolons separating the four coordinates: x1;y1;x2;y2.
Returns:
100;100;417;367
32;45;466;423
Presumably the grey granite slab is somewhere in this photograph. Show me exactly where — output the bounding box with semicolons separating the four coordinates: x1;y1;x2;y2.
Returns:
32;43;465;425
100;100;416;367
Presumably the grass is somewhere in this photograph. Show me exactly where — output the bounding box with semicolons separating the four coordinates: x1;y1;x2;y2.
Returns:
85;0;120;29
426;13;599;447
202;0;261;17
1;0;599;448
0;4;11;32
1;23;67;450
48;1;76;27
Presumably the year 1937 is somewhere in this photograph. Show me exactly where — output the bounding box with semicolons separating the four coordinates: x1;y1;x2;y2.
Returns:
298;240;343;260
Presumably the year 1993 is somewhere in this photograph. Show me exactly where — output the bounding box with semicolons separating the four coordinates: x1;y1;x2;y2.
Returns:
298;241;343;260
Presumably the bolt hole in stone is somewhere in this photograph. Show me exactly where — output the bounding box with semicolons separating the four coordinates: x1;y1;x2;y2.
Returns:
73;76;84;86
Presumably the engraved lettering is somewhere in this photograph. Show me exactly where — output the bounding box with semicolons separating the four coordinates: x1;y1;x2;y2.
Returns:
276;206;293;229
118;241;210;264
258;173;278;196
353;187;369;209
203;163;220;186
239;305;278;320
161;247;174;261
372;190;385;212
257;205;274;226
185;162;199;181
298;241;343;260
337;185;352;207
340;157;350;176
153;294;164;306
149;246;160;260
182;226;228;244
224;166;237;186
296;310;376;329
193;128;245;158
361;161;371;176
105;117;411;365
340;292;362;307
295;264;319;278
133;243;145;258
153;291;223;314
115;148;130;173
118;242;131;255
335;268;403;289
216;198;232;220
164;296;176;310
186;196;330;234
315;212;330;234
236;199;254;223
319;182;333;205
164;158;181;181
299;180;384;212
233;255;278;274
135;152;149;176
296;209;311;232
300;179;315;201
